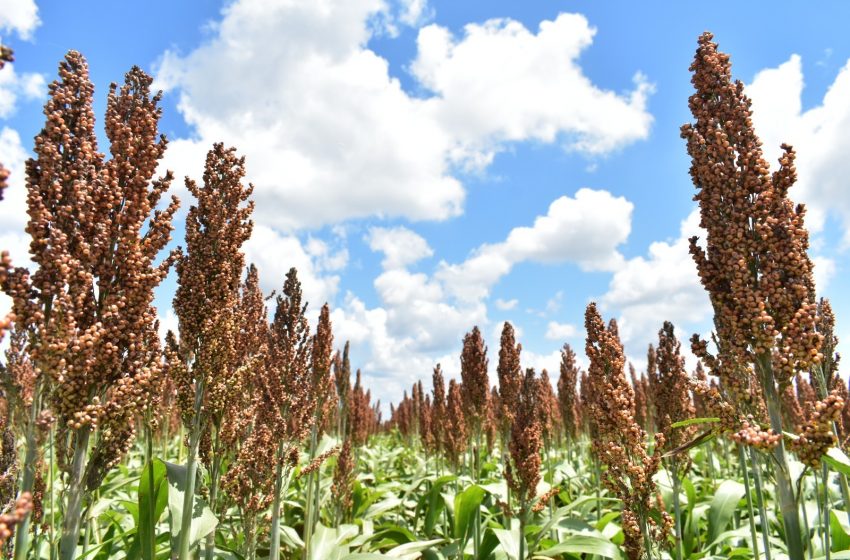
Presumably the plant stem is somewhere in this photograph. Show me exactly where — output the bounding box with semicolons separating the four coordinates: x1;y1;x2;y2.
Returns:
177;375;206;560
303;426;318;560
670;461;684;560
144;428;156;560
821;464;831;559
203;434;222;560
58;427;92;560
749;446;773;560
738;445;761;560
14;394;40;560
269;441;288;560
757;354;804;560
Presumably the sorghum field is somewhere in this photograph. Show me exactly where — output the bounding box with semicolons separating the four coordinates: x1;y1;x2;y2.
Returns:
2;18;850;560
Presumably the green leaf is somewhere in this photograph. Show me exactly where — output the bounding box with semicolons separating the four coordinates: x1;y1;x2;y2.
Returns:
707;480;745;544
492;520;523;560
824;447;850;477
385;538;445;557
671;417;720;429
831;510;850;552
137;459;167;560
537;535;622;559
424;475;456;537
309;523;351;560
364;497;403;520
163;461;218;551
453;485;486;543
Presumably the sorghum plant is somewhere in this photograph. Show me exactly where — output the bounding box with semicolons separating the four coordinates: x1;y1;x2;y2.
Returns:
260;268;314;560
585;303;670;560
460;326;490;476
172;142;253;560
303;303;336;557
443;380;467;471
333;342;352;438
648;322;696;560
504;368;542;560
0;52;179;560
682;32;841;558
431;365;446;463
557;344;580;448
497;322;522;448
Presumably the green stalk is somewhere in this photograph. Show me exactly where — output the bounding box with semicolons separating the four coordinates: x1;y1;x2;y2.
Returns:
303;426;319;560
821;465;831;559
269;442;293;560
58;427;92;560
518;498;527;560
749;446;773;560
177;376;206;560
203;432;223;560
49;425;57;560
737;445;761;560
670;460;684;560
593;456;602;524
144;428;156;560
757;354;804;560
14;394;41;560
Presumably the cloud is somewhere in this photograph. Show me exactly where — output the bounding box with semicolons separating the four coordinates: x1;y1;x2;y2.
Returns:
437;188;632;302
601;209;711;356
367;226;433;269
156;1;652;230
0;63;45;118
411;13;653;162
746;54;850;243
332;188;632;406
0;127;33;266
494;298;518;311
0;0;40;40
545;321;577;341
243;224;345;314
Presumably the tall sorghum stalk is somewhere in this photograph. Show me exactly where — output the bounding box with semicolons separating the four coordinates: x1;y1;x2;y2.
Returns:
584;304;671;560
173;143;253;560
648;322;696;560
682;32;844;560
459;326;490;557
557;344;580;459
0;53;179;560
497;322;522;510
261;269;314;560
303;304;335;559
217;265;270;560
504;368;542;560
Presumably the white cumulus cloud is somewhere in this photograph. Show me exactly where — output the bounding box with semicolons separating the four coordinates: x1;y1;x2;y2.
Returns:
545;321;577;341
156;1;652;230
747;54;850;243
367;226;433;269
0;0;40;40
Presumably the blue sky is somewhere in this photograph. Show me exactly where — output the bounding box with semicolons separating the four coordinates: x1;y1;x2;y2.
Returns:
2;0;850;407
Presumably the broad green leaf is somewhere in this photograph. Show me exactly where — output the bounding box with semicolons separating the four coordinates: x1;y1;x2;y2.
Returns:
831;510;850;552
279;524;305;550
137;458;168;560
364;497;403;520
453;485;486;542
309;523;351;560
163;461;218;550
492;520;523;560
707;480;744;544
537;535;622;559
424;475;456;536
824;447;850;477
385;538;445;557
